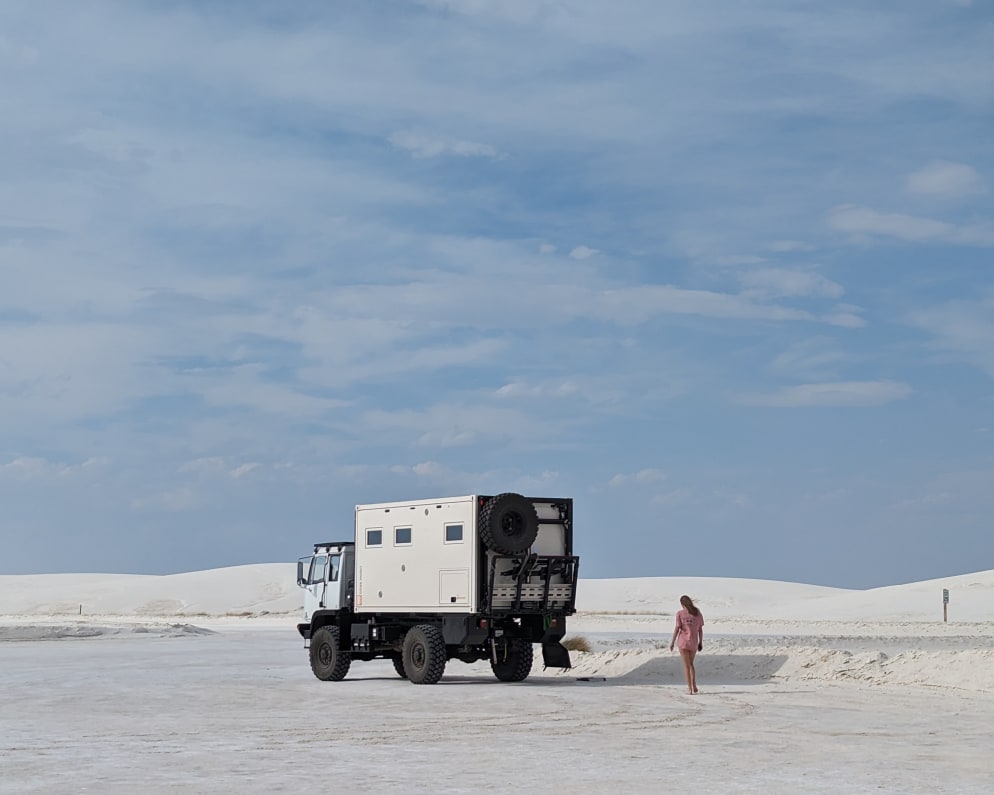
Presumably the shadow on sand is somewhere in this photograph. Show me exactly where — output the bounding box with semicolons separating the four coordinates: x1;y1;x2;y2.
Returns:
587;653;791;687
339;653;791;687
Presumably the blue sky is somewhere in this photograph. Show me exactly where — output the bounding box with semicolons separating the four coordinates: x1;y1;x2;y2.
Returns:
1;1;992;587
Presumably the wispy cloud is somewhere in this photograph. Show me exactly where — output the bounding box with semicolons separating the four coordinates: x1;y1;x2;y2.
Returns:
906;161;986;198
768;240;814;253
609;469;668;487
739;380;912;408
595;285;817;325
0;456;109;478
828;205;994;246
389;130;498;159
819;308;867;329
496;380;580;399
569;245;599;260
738;268;844;300
178;458;261;479
769;338;852;381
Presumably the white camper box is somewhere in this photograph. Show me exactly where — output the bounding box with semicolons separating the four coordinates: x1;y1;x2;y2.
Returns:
354;495;572;614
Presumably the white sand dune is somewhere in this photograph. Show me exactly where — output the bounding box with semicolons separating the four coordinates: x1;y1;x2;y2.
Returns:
3;564;990;623
579;570;994;623
0;563;300;619
577;575;850;617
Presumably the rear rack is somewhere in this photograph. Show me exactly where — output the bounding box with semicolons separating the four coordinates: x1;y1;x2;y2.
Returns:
485;554;580;614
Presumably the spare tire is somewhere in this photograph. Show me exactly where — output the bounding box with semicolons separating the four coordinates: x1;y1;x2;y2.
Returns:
479;493;539;554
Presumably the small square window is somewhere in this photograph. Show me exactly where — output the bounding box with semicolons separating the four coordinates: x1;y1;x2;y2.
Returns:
395;527;412;545
445;524;463;543
366;529;382;547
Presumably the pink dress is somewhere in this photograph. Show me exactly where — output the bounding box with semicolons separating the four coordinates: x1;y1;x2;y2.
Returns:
675;608;704;651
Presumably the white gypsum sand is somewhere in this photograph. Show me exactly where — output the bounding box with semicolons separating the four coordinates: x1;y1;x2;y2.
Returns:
1;565;993;793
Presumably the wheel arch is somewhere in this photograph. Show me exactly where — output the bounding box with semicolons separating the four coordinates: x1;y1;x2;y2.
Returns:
309;609;346;633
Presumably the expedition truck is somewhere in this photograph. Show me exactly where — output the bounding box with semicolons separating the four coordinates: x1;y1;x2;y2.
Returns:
296;493;579;684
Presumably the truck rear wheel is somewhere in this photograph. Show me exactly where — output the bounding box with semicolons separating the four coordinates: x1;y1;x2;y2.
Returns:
391;653;408;679
310;626;351;681
491;637;533;682
479;493;539;554
403;624;446;685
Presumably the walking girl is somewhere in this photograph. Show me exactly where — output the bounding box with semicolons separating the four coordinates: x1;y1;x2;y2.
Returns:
669;595;704;694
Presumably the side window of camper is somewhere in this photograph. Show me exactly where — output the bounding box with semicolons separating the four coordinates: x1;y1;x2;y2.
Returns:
366;528;383;547
444;523;464;543
395;527;412;545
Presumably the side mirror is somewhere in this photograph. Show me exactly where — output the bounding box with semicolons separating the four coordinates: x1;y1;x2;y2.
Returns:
296;559;306;587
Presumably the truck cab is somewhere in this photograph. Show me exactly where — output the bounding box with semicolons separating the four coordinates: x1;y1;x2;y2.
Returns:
297;542;354;620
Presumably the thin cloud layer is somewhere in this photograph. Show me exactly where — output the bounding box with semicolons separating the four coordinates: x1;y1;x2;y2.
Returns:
0;1;991;587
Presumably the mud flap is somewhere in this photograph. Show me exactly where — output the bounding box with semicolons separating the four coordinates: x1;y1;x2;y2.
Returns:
541;640;572;670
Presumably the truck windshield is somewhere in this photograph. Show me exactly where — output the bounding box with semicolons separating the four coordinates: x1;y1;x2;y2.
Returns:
307;553;341;584
308;555;327;584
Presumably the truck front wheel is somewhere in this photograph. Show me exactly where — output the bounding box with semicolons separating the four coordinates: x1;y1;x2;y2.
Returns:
403;625;447;685
491;637;534;682
310;626;351;681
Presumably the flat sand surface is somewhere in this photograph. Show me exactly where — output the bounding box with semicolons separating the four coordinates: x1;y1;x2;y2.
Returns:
2;565;993;793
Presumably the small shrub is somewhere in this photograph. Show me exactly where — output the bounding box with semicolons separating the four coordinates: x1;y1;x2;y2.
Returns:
561;635;592;653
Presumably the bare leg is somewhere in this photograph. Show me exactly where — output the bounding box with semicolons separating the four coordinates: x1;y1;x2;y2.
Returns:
679;648;698;694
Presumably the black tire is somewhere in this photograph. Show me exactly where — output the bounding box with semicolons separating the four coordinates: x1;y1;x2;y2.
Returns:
479;493;539;555
491;637;533;682
402;624;447;685
309;626;351;681
392;654;408;679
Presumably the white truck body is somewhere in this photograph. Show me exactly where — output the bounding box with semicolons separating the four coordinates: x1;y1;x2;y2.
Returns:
354;495;573;614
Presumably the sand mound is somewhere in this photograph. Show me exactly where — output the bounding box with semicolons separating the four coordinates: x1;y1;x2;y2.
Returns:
549;644;994;693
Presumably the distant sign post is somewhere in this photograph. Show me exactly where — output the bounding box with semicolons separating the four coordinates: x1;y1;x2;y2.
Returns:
942;588;950;623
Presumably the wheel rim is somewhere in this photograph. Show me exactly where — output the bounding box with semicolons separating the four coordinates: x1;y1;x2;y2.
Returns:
501;511;524;538
318;643;333;666
411;642;426;670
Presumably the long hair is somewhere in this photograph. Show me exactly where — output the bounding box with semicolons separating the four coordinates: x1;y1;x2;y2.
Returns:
680;594;700;617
